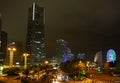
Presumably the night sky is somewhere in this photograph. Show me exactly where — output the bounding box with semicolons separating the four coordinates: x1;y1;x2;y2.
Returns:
0;0;120;59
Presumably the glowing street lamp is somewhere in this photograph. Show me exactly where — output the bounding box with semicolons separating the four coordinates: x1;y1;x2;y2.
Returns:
23;53;29;69
8;47;16;67
86;61;90;67
45;60;49;64
0;66;3;75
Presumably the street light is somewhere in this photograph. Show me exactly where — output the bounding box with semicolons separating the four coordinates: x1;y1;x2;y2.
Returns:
86;61;90;70
8;47;16;67
45;60;49;64
0;66;3;75
23;53;29;69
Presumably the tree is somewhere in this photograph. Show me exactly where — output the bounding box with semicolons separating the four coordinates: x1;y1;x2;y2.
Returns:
114;57;120;74
104;62;109;70
23;69;29;77
60;58;87;78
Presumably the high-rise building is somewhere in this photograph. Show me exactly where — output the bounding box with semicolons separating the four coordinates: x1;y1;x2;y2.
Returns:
0;14;8;64
0;14;2;47
26;2;46;65
0;31;8;64
56;39;74;63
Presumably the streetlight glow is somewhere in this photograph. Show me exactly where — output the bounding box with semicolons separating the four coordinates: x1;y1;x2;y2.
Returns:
45;60;49;64
23;53;29;57
8;47;16;67
8;47;16;51
23;53;29;69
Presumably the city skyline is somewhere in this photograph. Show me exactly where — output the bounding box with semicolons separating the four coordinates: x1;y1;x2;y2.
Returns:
0;0;120;58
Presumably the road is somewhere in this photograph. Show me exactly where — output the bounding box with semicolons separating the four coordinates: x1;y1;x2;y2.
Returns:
0;73;120;83
93;73;120;82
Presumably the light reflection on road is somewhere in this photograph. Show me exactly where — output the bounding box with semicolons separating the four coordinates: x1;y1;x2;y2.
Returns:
52;79;67;83
52;79;60;83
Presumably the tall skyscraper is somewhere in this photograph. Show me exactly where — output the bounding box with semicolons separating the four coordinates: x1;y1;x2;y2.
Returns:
26;2;46;65
0;31;7;64
0;15;8;64
0;31;8;64
0;14;2;47
56;39;74;63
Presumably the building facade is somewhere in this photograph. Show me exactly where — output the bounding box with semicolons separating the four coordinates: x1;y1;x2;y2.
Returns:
26;2;46;65
56;39;74;63
0;15;1;64
0;31;8;64
0;15;8;64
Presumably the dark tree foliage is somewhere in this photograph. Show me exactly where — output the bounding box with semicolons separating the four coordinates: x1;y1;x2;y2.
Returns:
60;61;72;73
23;69;29;77
114;57;120;74
3;67;20;76
60;58;83;76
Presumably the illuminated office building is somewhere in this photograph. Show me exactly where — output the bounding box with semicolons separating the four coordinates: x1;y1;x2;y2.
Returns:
26;2;46;64
56;39;74;63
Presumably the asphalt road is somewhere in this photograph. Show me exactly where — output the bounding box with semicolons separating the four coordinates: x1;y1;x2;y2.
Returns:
0;73;120;83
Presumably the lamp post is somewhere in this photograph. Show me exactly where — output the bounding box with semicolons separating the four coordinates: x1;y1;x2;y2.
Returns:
0;66;3;76
23;53;29;69
45;60;49;64
86;61;90;70
8;47;16;67
44;60;49;72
